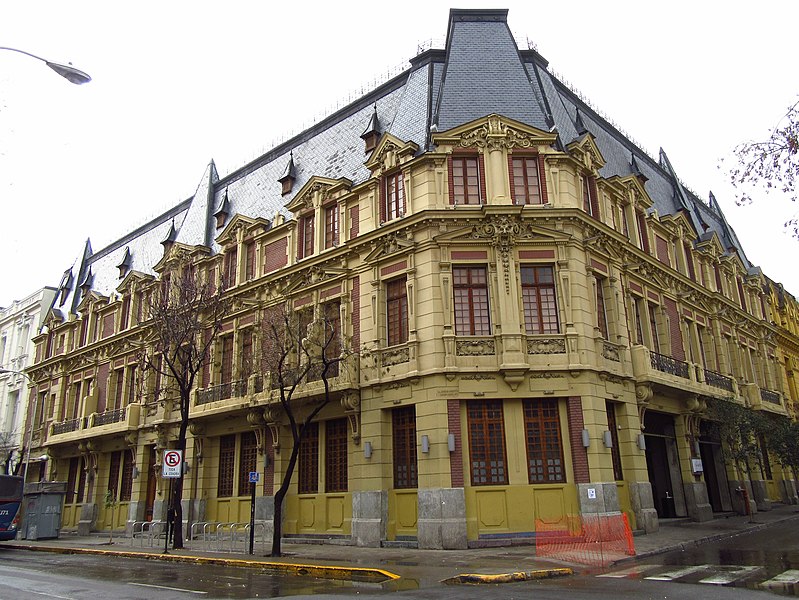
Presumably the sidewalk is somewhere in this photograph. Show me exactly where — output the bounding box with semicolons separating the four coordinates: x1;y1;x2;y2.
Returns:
8;504;799;587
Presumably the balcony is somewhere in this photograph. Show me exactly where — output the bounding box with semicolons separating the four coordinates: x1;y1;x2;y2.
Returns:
650;351;689;379
703;368;734;392
630;345;738;402
739;382;785;414
47;403;141;444
196;379;247;405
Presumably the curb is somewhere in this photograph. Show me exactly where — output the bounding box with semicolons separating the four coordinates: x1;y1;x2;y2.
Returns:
442;568;573;585
5;543;399;583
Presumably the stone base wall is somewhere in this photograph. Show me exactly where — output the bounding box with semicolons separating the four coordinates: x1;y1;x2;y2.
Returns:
628;481;658;533
417;488;467;549
351;491;387;547
683;481;713;522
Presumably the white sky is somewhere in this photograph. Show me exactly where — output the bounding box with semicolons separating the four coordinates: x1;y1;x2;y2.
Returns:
2;1;797;309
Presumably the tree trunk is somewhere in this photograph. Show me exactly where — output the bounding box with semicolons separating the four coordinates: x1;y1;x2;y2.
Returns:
172;391;191;550
271;445;301;556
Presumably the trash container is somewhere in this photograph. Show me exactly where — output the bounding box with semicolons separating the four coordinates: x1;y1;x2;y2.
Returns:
22;481;67;540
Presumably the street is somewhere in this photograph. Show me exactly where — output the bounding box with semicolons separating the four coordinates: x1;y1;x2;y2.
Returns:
3;518;799;599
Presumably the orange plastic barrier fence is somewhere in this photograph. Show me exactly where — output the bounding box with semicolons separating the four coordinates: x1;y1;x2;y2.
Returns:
535;513;635;567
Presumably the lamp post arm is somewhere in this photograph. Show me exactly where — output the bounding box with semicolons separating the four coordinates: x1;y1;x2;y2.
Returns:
0;46;91;84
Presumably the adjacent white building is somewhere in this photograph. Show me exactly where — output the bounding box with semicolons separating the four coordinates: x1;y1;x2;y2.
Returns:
0;287;56;474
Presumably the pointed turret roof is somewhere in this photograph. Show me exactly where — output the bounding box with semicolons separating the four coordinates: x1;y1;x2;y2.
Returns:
434;9;548;132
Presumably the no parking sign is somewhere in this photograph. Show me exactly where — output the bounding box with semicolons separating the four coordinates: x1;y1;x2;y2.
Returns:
162;450;183;478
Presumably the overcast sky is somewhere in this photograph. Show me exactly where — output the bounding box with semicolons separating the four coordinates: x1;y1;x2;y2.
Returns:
2;1;797;309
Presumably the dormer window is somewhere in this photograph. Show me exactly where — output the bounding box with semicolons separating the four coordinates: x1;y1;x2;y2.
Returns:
361;105;380;154
324;203;339;249
382;171;405;223
215;189;231;229
298;213;314;260
278;153;296;196
510;156;545;205
449;155;484;205
117;247;132;279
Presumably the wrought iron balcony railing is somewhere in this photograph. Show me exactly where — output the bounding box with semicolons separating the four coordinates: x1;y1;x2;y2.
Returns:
761;388;781;405
703;368;734;392
650;351;689;379
94;407;126;426
52;417;82;435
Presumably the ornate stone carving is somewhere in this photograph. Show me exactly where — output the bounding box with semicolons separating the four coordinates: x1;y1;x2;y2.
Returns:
471;214;536;293
382;347;410;367
340;391;361;444
527;338;566;354
456;339;496;356
530;372;565;379
460;373;495;381
459;116;535;150
602;342;621;362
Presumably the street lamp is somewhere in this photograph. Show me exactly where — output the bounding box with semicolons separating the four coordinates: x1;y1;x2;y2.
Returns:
0;46;91;84
0;369;37;485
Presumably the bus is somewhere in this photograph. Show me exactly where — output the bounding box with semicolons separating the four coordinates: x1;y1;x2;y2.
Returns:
0;475;23;541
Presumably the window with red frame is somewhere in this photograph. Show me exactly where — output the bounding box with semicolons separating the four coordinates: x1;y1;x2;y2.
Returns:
453;266;490;335
237;431;257;496
298;422;319;494
383;171;405;221
217;434;236;497
467;400;508;485
325;418;348;493
223;248;237;288
298;214;314;259
451;156;482;205
595;276;609;339
324;203;339;249
510;156;543;205
244;241;256;281
392;406;417;489
582;175;599;218
524;399;565;483
386;277;408;346
521;265;559;334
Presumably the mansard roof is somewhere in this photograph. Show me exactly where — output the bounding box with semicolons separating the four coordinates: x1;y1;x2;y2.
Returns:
52;8;759;314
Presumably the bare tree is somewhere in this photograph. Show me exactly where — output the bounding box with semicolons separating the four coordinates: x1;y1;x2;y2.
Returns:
140;264;229;550
728;99;799;235
261;302;347;557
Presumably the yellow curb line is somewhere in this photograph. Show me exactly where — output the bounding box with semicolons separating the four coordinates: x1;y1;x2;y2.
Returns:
443;567;573;585
10;544;399;583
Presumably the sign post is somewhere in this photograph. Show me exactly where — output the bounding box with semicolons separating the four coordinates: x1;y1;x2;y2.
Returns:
248;471;259;555
162;450;183;554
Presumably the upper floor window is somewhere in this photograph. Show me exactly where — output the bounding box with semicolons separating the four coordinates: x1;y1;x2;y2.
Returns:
450;156;483;205
453;266;490;335
386;277;408;346
298;214;314;260
244;241;256;281
383;172;405;221
324;203;339;249
582;175;599;218
521;265;559;334
223;248;237;288
636;210;650;253
510;157;543;205
595;276;609;339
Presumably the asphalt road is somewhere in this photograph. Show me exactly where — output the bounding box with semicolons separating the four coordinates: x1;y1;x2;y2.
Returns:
4;519;799;600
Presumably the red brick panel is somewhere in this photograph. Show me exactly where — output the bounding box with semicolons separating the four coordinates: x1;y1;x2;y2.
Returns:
566;396;590;484
380;261;407;277
102;313;115;339
451;251;487;260
263;237;288;274
655;235;670;266
263;427;274;496
447;399;464;488
518;250;555;260
349;206;359;239
538;155;549;204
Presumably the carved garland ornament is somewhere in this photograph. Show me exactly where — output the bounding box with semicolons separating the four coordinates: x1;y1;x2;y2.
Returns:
459;116;536;151
527;338;566;355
